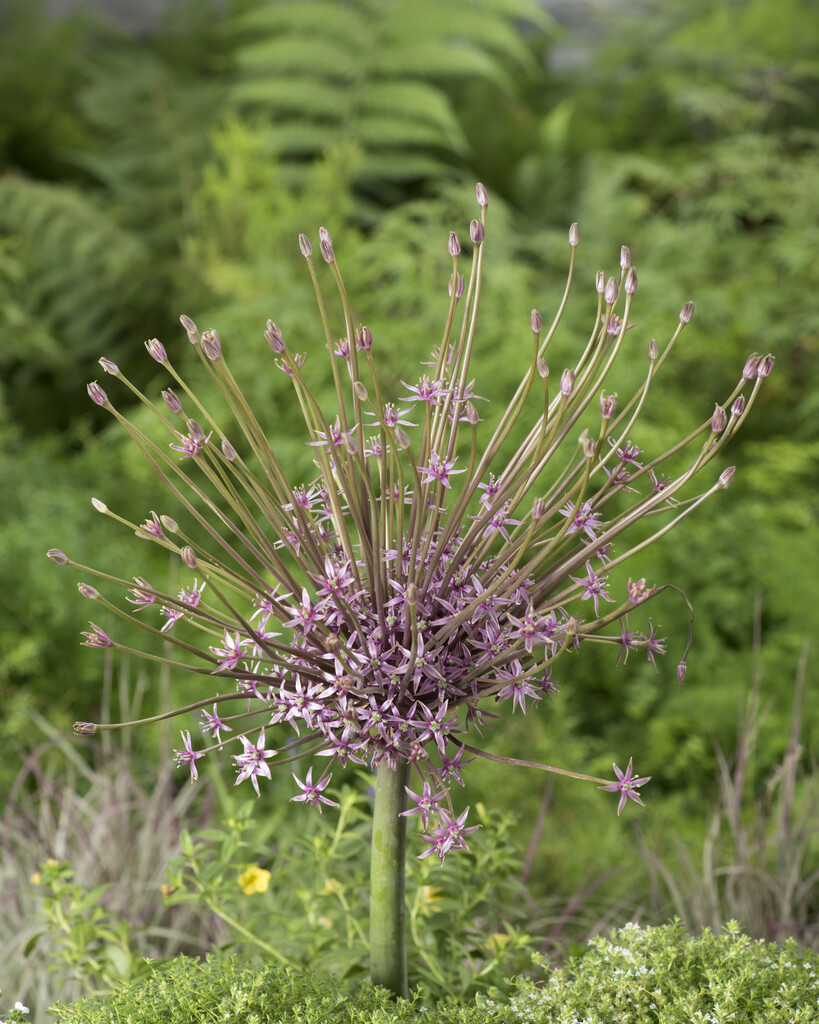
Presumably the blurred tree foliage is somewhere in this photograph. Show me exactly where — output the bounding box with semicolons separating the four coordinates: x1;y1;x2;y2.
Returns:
1;0;817;903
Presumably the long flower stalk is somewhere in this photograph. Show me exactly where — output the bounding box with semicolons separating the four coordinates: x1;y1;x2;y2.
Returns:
49;185;772;995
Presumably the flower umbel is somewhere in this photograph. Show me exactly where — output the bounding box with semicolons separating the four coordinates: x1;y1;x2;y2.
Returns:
54;184;770;857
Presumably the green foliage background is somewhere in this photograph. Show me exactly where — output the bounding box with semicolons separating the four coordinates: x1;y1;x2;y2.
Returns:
1;0;817;1001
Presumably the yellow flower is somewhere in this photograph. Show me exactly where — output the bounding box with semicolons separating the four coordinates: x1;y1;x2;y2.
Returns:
420;885;443;903
237;865;271;895
30;872;42;886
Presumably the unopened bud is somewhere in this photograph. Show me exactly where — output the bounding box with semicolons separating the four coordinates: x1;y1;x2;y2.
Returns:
298;233;312;258
356;324;372;351
679;301;694;324
99;357;119;375
87;381;109;407
320;238;334;263
221;438;237;462
742;352;760;379
187;419;205;443
394;427;411;450
531;497;547;520
448;272;464;299
711;404;727;432
160;515;179;533
676;663;687;685
47;548;69;565
475;183;489;207
465;401;480;426
448;231;461;257
145;338;168;364
201;330;222;360
179;314;198;334
568;222;579;247
559;368;574;396
162;389;182;415
406;581;418;607
342;432;358;456
625;266;638;294
600;392;617;420
564;617;578;638
537;358;549;380
595;270;605;294
77;583;99;600
91;497;108;513
74;722;98;736
604;277;619;306
531;309;543;334
181;546;198;570
648;338;659;360
581;434;596;459
470;219;485;245
354;380;368;402
265;321;285;354
717;466;736;489
620;245;631;270
731;395;745;418
757;354;775;378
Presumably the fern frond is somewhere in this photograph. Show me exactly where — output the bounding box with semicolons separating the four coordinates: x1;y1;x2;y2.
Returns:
227;0;551;189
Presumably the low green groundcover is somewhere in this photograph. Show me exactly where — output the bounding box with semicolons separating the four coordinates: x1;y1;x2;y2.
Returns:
47;921;819;1023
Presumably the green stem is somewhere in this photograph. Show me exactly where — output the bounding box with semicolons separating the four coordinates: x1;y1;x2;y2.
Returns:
369;758;410;998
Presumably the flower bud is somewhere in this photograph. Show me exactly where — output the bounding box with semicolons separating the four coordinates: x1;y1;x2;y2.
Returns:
711;404;727;433
620;245;631;270
448;272;464;299
581;434;596;459
742;352;760;379
74;722;98;736
648;338;659;360
564;616;578;638
87;381;109;407
531;497;547;521
356;324;372;351
179;314;198;335
595;270;605;294
625;266;638;294
298;233;312;258
91;497;108;513
160;515;179;533
181;546;198;570
448;231;461;257
731;395;745;418
47;548;69;565
99;357;119;375
676;663;687;685
394;427;411;450
406;581;418;607
600;392;617;420
559;368;574;396
470;219;485;245
342;432;358;456
568;222;579;247
530;309;543;333
162;388;182;415
221;438;237;462
537;358;549;380
718;466;736;489
201;330;222;360
77;582;99;600
475;182;489;207
679;301;694;324
757;354;775;378
189;420;207;444
628;578;649;604
604;277;619;306
465;401;480;426
145;338;168;364
320;238;334;263
354;380;368;402
265;322;285;354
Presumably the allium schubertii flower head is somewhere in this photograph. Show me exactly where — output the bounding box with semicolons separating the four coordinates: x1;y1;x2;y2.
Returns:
50;184;772;863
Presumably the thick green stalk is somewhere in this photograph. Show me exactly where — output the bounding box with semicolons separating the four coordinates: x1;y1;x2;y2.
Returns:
370;758;410;998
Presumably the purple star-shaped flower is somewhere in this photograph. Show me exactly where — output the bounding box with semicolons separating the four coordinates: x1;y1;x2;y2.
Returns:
600;758;651;815
290;767;338;811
